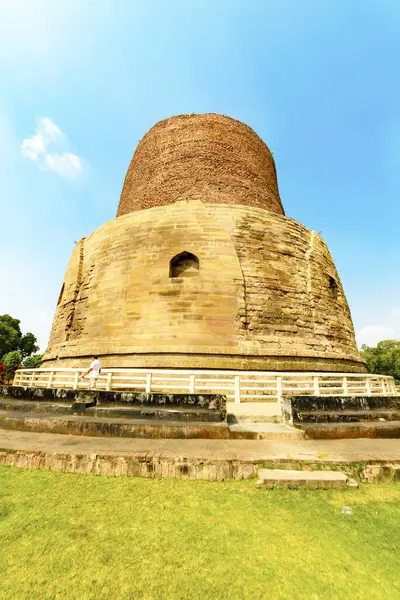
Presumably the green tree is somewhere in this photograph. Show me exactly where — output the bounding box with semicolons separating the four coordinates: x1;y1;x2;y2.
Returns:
0;314;39;359
0;315;21;356
2;350;23;383
23;353;43;368
20;332;39;358
361;340;400;382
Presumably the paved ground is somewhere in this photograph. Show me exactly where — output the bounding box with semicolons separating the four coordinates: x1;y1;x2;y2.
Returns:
227;401;281;417
1;427;400;462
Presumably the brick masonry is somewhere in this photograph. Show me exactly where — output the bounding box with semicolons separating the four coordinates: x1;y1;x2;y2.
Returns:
117;113;284;216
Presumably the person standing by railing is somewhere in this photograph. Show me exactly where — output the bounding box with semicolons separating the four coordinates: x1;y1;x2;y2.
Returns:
81;356;102;389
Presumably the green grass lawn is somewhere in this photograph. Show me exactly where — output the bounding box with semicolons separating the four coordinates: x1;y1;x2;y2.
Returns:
0;466;399;600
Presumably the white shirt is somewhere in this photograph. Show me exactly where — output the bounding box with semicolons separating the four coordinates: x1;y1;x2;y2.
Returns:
90;359;101;378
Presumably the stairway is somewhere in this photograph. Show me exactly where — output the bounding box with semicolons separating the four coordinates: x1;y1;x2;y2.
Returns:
0;387;302;440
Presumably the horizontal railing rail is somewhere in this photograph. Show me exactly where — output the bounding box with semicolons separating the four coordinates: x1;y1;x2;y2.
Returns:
11;368;397;403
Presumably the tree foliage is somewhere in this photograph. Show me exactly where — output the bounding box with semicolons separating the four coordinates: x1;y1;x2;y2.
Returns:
1;350;23;383
0;314;39;359
23;354;43;368
0;315;21;357
2;350;23;368
361;340;400;382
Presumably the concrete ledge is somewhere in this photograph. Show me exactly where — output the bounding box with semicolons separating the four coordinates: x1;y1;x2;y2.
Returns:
0;414;230;440
1;429;400;482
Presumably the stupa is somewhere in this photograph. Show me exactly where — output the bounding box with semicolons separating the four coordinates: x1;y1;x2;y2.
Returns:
42;114;365;373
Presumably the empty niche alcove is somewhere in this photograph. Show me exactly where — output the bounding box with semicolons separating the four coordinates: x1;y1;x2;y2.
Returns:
169;251;199;278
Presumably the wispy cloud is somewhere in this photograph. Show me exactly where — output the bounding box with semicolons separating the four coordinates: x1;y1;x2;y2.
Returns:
21;117;62;160
21;117;82;179
44;152;82;179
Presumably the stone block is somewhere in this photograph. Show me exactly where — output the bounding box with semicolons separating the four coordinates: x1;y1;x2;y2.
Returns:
257;469;348;488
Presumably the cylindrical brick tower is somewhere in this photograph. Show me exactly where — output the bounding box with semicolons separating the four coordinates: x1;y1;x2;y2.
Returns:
118;114;284;216
43;114;365;373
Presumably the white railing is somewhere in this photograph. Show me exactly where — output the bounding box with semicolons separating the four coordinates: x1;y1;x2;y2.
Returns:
12;368;396;403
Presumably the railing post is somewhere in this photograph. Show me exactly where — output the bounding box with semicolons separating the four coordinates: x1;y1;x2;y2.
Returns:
106;371;113;392
73;372;79;390
145;373;152;394
313;376;320;395
342;376;348;396
47;371;54;389
234;375;240;403
29;371;36;388
366;377;372;396
276;376;282;399
189;374;195;394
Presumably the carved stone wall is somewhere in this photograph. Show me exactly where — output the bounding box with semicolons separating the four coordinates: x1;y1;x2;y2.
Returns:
43;200;365;372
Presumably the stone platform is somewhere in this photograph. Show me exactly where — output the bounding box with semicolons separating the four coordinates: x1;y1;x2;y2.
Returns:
283;395;400;439
0;387;302;441
0;428;399;483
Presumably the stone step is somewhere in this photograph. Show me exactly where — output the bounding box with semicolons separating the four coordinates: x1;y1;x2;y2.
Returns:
0;410;303;441
227;402;282;424
0;386;226;413
0;411;230;440
229;423;304;441
228;414;282;424
295;409;400;423
257;468;349;489
0;400;222;422
300;421;400;439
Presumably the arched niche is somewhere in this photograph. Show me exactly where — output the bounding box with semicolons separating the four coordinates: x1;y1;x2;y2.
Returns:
169;251;199;278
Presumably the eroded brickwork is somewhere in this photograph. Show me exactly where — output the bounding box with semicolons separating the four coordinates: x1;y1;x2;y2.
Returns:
117;114;284;217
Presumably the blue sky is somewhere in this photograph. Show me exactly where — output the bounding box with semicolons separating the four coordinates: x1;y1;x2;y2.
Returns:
0;0;399;351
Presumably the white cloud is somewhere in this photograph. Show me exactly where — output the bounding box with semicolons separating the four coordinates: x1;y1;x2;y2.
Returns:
391;307;400;319
357;325;396;347
21;117;63;160
44;152;82;179
21;117;83;179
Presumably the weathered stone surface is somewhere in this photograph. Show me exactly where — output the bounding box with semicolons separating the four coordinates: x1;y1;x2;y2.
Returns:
283;395;400;439
0;386;226;416
0;398;225;423
0;414;231;440
288;395;400;413
43;201;364;371
302;422;400;440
